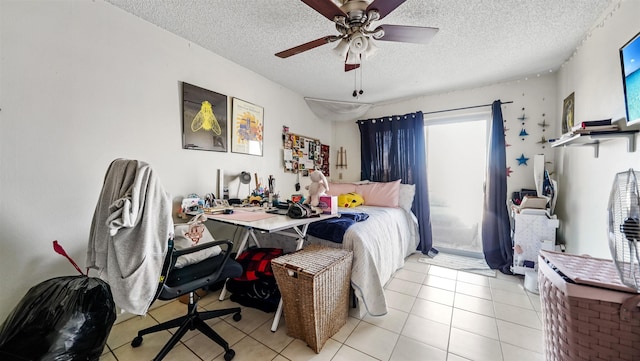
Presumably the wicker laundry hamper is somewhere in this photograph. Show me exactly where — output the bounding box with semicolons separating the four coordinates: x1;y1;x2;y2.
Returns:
271;245;353;353
538;250;640;361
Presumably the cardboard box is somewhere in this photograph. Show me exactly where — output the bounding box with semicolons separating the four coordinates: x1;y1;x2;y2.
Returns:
520;195;548;209
318;196;337;215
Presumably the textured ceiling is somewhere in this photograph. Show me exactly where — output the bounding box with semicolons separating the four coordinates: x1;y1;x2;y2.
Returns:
105;0;615;105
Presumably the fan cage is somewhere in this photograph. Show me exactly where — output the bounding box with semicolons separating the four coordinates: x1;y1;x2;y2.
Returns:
608;169;640;291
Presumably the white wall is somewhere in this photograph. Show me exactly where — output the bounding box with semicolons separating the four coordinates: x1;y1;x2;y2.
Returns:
555;0;640;257
0;0;330;321
334;74;559;201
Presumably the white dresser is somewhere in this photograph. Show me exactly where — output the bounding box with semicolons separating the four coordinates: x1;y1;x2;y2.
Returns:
511;209;559;275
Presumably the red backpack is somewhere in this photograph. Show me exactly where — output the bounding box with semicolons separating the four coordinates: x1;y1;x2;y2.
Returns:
226;248;283;312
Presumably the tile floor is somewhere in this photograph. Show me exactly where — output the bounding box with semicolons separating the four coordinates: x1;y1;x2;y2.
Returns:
100;253;544;361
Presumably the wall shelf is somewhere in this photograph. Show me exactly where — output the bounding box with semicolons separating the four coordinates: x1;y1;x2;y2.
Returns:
550;130;638;158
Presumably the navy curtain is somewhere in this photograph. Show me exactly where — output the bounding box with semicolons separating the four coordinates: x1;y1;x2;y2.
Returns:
481;100;513;274
358;111;434;254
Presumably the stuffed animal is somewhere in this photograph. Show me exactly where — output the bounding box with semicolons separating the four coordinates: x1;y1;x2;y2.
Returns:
338;192;364;208
304;170;329;206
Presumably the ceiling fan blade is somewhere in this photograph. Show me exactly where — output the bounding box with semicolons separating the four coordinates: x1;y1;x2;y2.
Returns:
301;0;348;21
275;36;336;58
377;24;439;44
366;0;407;20
345;63;360;72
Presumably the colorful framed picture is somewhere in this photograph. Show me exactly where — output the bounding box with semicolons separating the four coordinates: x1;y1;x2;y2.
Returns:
231;98;264;156
182;82;228;152
562;92;575;134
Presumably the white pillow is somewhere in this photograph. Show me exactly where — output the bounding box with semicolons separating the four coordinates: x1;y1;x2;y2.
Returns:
398;183;416;211
173;216;221;268
356;180;401;207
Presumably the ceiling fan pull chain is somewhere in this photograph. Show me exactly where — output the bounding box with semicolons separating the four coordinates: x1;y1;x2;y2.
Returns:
352;67;358;97
352;63;364;98
359;63;364;96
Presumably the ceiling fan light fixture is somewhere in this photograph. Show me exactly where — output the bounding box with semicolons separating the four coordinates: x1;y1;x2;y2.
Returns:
369;26;385;39
345;50;361;65
363;38;379;59
334;16;349;34
349;34;368;54
366;9;380;23
332;38;350;58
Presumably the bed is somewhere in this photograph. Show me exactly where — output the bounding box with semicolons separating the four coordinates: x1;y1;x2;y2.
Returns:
306;205;419;316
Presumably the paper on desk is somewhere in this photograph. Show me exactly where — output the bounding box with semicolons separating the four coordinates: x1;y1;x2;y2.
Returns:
211;212;276;222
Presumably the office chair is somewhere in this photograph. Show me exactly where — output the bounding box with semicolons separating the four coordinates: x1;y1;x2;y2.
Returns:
131;238;243;361
87;159;242;360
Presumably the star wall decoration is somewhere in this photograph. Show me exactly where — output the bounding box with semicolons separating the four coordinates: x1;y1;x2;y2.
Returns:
518;110;527;123
538;119;549;131
516;154;529;166
506;166;513;177
537;136;548;148
519;128;529;140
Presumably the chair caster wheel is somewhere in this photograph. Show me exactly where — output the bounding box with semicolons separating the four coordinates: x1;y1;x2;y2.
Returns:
224;349;235;361
131;336;143;348
232;312;242;322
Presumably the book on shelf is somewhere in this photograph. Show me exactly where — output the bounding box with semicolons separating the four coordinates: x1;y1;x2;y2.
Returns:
560;131;578;139
573;124;619;134
571;118;612;132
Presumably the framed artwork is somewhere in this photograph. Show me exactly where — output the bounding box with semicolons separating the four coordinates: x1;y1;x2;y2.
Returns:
231;98;264;156
562;92;575;134
182;82;228;152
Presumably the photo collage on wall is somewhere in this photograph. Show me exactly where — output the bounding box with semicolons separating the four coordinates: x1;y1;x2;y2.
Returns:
282;127;330;177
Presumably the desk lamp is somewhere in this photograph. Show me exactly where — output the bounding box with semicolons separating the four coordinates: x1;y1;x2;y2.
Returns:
236;171;252;198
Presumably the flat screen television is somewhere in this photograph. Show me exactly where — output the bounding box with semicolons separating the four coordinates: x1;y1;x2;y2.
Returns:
620;31;640;125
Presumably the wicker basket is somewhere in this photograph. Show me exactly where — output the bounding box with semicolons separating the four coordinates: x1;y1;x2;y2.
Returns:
538;250;640;361
271;245;353;353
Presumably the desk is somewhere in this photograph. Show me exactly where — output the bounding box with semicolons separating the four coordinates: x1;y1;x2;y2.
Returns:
203;209;338;331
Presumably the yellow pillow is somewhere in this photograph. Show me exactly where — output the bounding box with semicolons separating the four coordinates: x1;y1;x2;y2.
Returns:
338;192;364;208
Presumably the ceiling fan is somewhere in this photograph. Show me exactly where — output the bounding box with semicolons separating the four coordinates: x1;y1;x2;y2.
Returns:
275;0;439;72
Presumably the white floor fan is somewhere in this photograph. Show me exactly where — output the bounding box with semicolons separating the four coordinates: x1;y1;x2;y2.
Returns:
608;168;640;292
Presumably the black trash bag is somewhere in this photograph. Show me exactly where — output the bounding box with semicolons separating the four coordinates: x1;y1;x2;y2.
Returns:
0;275;116;361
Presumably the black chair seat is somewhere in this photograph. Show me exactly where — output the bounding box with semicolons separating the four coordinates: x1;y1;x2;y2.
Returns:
161;255;242;300
133;241;243;361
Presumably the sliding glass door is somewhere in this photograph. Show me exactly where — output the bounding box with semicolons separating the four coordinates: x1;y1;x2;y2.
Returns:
426;114;487;256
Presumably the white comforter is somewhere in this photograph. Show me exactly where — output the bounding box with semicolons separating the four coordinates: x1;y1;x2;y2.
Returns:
307;206;420;316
